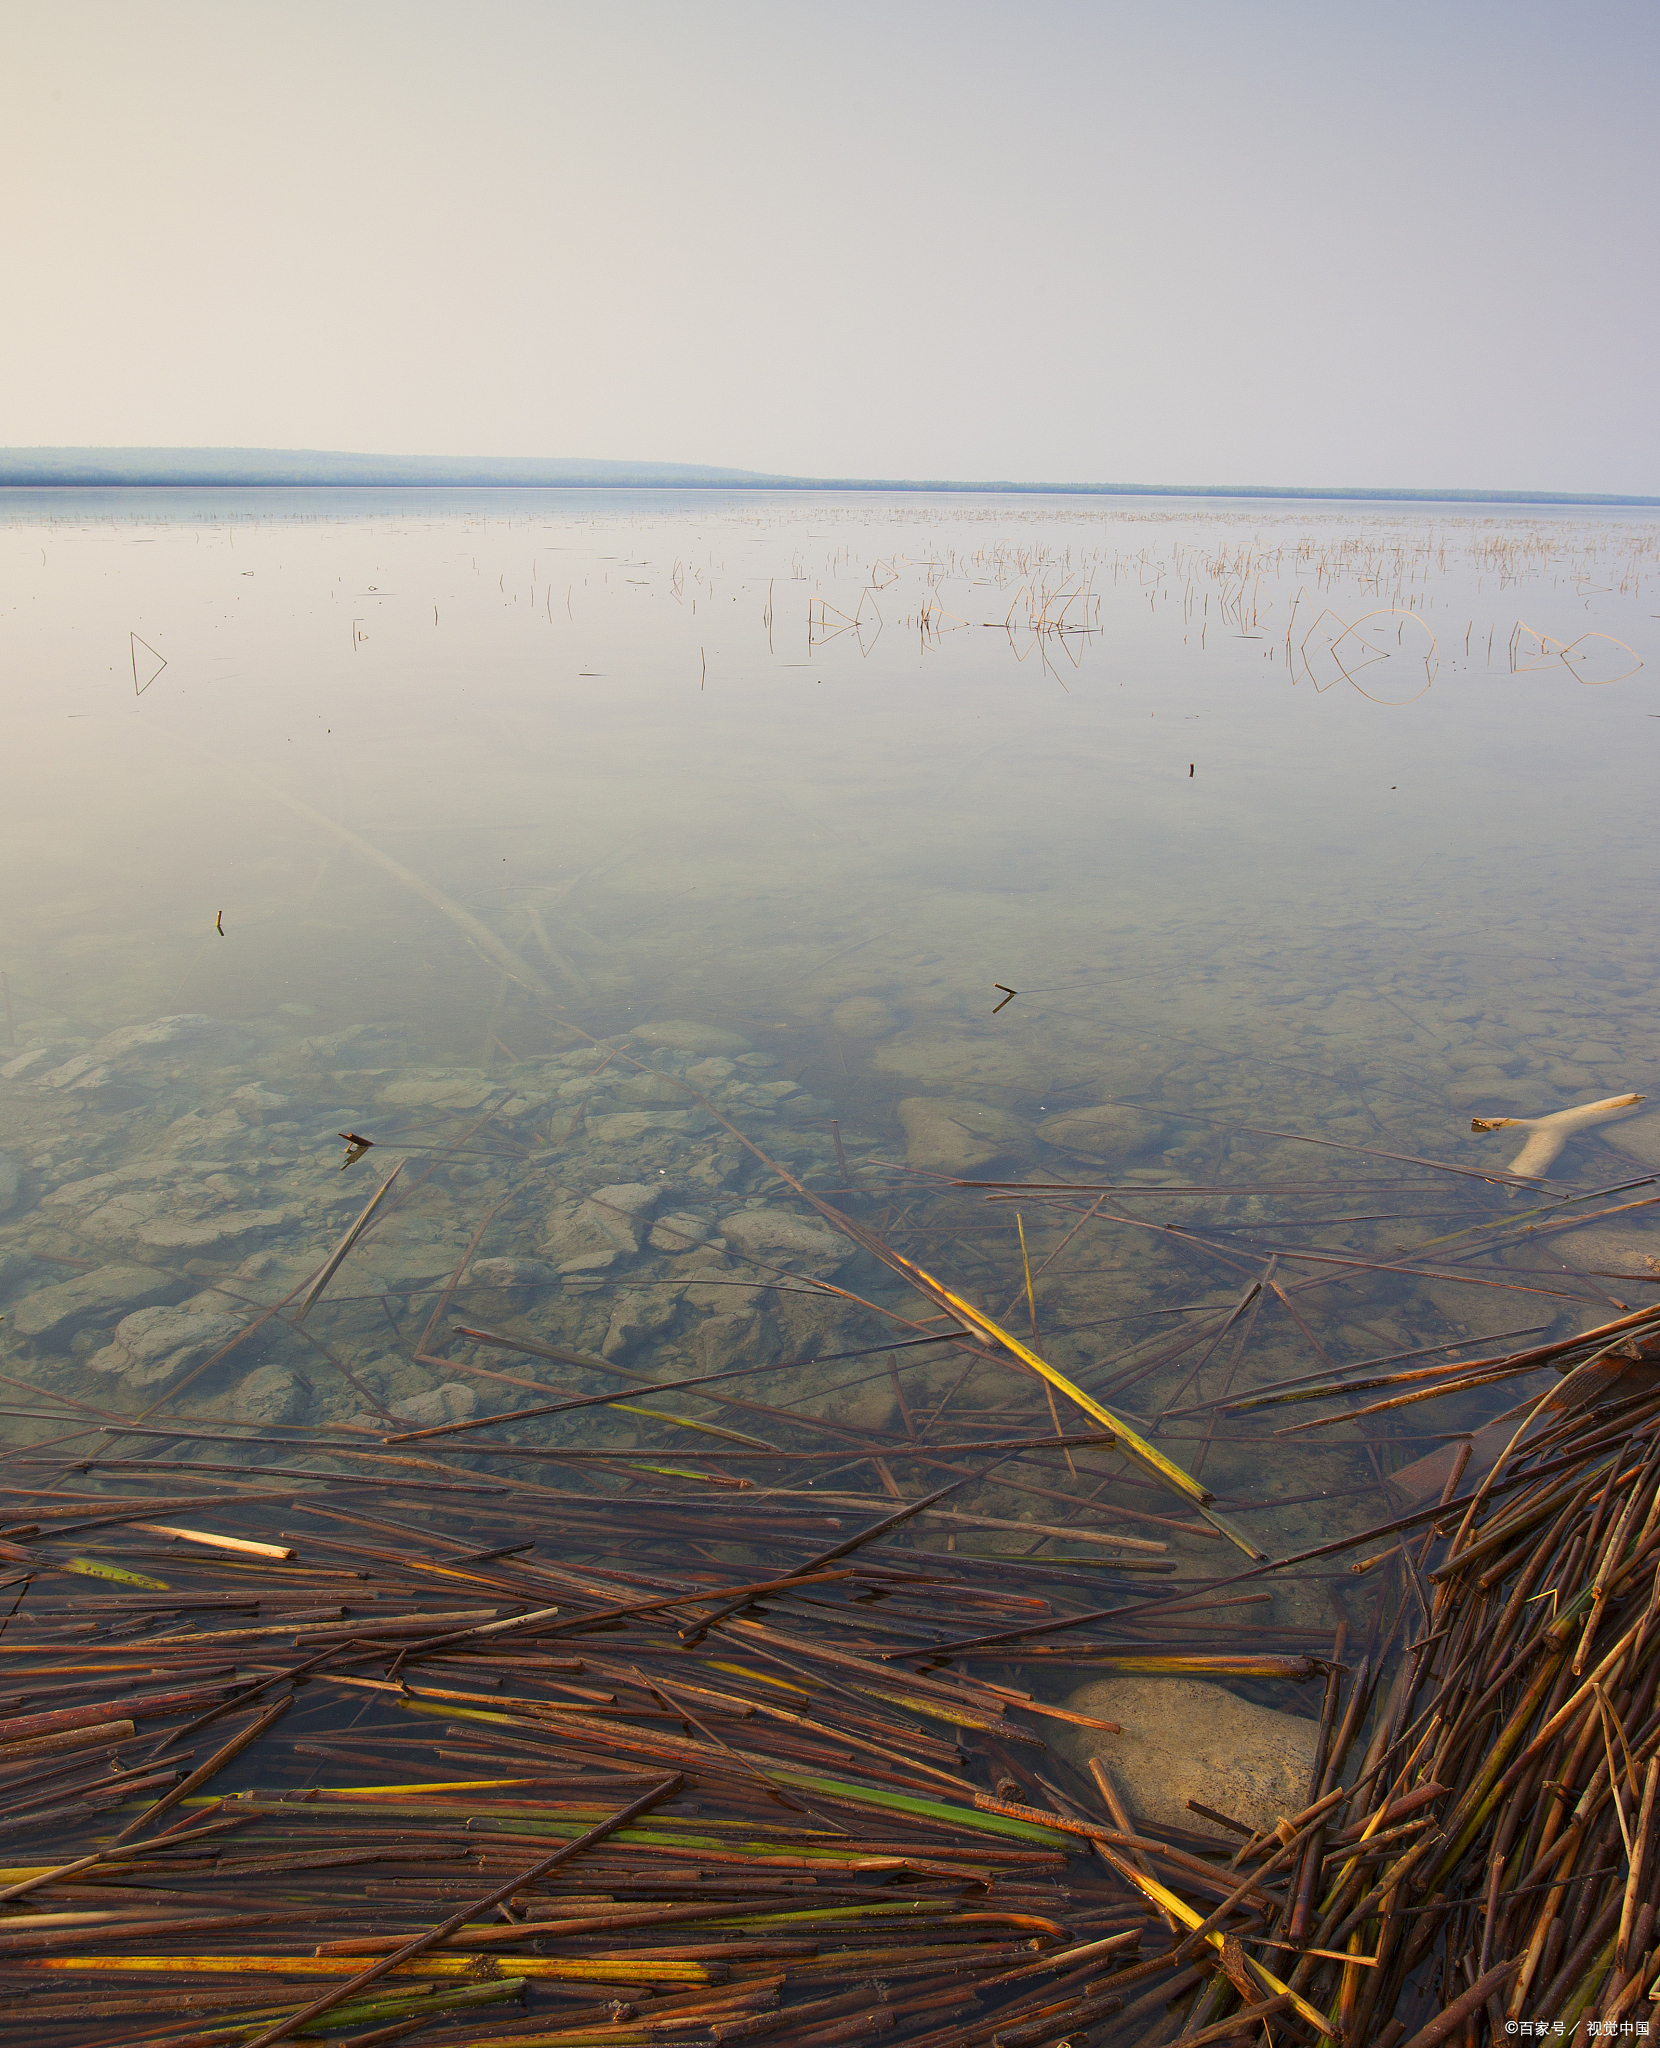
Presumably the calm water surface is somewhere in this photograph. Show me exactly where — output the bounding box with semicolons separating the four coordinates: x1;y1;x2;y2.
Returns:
1;488;1657;1676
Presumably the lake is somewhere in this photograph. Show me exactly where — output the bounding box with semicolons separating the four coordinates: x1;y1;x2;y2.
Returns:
1;485;1657;1670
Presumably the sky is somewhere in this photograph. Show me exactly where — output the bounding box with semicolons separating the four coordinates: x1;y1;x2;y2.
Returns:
2;1;1656;492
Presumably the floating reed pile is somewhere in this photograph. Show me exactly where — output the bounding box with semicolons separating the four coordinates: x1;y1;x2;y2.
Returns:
0;1294;1651;2044
0;1469;1304;2048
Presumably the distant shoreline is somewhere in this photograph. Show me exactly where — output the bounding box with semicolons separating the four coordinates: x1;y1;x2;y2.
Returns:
1;449;1654;507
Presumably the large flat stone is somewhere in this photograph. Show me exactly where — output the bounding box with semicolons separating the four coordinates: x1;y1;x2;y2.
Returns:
873;1035;1052;1093
1;1048;59;1081
544;1183;660;1261
350;1237;464;1292
830;996;898;1040
586;1111;700;1145
1546;1226;1660;1276
648;1211;722;1254
466;1256;563;1290
379;1073;496;1109
1035;1104;1166;1167
228;1363;311;1426
134;1208;293;1253
897;1097;1027;1173
1046;1674;1320;1842
85;1298;245;1391
389;1382;480;1428
633;1019;751;1056
10;1265;187;1345
720;1206;849;1267
1600;1114;1660;1171
93;1014;227;1060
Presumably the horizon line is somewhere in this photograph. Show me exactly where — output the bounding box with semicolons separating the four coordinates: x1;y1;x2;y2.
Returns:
1;447;1655;508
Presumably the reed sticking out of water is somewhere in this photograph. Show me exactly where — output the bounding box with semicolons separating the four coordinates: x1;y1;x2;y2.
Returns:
12;1173;1650;2044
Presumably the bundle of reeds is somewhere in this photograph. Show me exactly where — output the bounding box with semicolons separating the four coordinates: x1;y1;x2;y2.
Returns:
6;1029;1657;2042
14;1315;1656;2048
0;1465;1316;2048
1307;1313;1660;2045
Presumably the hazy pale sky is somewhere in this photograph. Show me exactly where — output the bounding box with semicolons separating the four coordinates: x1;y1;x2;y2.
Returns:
3;1;1655;491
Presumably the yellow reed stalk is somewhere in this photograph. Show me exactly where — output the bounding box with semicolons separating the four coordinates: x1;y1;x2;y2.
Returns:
889;1251;1210;1507
61;1558;170;1590
22;1955;713;1982
1019;1209;1077;1479
128;1524;293;1559
1092;1846;1336;2037
298;1778;590;1797
609;1403;777;1448
1016;1212;1039;1334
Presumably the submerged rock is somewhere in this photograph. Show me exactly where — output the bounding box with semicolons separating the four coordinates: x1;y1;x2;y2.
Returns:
1547;1226;1660;1276
873;1034;1052;1094
1036;1104;1166;1167
649;1211;722;1253
351;1233;465;1293
132;1207;293;1254
94;1014;228;1060
613;1072;694;1108
0;1152;19;1217
85;1296;244;1391
831;996;898;1040
10;1264;186;1346
379;1071;496;1110
602;1289;680;1360
466;1256;563;1290
719;1206;849;1268
897;1097;1027;1173
633;1019;751;1056
586;1110;704;1146
0;1047;60;1081
227;1363;310;1426
389;1382;480;1428
1598;1111;1660;1171
1047;1674;1319;1842
543;1183;661;1262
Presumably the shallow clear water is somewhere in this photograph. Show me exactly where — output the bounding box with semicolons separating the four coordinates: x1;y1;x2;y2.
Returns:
1;488;1657;1672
